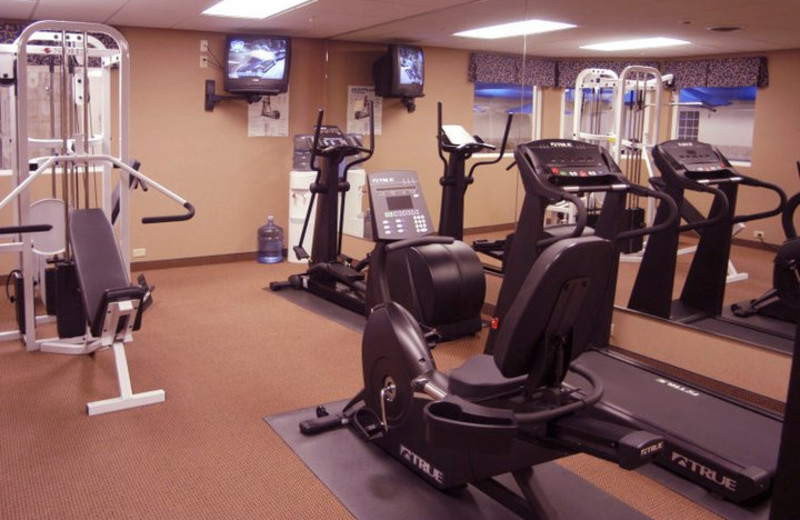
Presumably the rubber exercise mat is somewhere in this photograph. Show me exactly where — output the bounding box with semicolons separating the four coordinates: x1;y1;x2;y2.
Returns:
265;401;652;520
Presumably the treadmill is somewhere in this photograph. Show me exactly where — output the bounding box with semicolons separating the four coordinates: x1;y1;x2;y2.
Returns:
497;138;782;506
628;139;792;353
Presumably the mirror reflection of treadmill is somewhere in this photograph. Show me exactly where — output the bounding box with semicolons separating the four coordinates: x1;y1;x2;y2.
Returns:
512;139;782;510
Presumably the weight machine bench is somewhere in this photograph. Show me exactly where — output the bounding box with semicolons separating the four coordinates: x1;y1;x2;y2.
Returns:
44;209;165;416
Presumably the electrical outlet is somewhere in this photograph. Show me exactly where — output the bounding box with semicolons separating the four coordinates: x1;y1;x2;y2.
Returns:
753;230;765;240
132;248;146;258
200;39;208;52
200;56;209;68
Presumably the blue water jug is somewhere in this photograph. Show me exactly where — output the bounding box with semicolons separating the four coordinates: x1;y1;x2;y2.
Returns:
257;216;284;264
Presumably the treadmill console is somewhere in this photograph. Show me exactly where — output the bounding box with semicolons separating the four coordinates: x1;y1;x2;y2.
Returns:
368;170;433;241
655;140;734;181
518;139;622;189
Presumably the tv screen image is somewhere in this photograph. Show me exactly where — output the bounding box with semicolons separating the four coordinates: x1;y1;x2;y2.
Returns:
398;46;423;86
227;37;287;82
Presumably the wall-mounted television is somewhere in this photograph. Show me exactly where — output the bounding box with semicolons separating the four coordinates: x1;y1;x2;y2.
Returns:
223;34;291;95
373;44;424;99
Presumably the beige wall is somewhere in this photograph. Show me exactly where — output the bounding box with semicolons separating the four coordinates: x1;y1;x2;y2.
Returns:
114;27;800;262
121;27;325;261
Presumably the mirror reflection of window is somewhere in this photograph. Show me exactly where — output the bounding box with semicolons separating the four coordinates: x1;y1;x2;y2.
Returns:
473;82;534;151
671;86;757;164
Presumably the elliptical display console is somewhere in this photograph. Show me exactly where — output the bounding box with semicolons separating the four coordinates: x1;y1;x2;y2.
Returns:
368;170;432;240
365;171;486;340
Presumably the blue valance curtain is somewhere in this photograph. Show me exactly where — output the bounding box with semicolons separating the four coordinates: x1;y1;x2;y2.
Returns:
2;18;769;89
469;52;769;89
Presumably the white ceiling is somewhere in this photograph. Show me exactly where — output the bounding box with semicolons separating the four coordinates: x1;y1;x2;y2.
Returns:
1;0;799;58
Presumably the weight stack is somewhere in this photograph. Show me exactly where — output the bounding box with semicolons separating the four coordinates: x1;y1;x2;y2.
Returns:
55;261;86;338
618;207;645;254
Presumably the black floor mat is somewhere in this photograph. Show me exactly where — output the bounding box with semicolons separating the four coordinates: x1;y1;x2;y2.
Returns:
266;400;652;520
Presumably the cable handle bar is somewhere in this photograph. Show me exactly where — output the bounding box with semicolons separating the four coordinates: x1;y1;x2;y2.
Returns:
111;156;195;224
0;155;194;224
0;224;53;235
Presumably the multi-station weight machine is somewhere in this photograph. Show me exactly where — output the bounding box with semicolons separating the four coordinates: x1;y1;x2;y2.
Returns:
0;21;194;415
570;66;665;254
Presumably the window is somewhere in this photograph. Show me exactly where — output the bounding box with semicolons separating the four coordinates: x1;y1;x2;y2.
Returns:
473;82;535;151
677;110;700;141
671;86;757;163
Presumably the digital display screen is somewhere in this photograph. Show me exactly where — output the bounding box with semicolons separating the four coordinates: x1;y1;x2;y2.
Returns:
398;46;423;86
227;38;287;81
387;195;413;211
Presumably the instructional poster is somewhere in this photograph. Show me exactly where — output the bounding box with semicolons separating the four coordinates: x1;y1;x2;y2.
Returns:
248;90;290;137
347;86;382;136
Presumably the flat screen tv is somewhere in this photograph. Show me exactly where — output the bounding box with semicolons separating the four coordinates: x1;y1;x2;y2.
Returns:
224;34;291;95
373;44;424;98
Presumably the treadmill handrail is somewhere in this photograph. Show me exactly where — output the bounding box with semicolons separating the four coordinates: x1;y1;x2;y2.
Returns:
676;184;730;233
617;185;678;240
731;176;787;225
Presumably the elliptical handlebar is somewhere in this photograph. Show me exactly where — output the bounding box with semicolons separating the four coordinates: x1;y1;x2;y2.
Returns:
783;193;800;239
307;109;325;175
342;100;375;178
467;112;513;181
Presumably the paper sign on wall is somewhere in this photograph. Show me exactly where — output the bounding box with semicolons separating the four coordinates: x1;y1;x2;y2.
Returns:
347;86;382;136
248;90;290;137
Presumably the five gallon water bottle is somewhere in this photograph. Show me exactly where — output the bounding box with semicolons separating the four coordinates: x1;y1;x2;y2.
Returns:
257;216;284;264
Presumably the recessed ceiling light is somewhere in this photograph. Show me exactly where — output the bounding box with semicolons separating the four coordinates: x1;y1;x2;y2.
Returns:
454;20;576;40
580;37;690;51
202;0;316;20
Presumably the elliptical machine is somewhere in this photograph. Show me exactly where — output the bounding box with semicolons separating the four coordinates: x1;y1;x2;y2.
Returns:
433;103;518;273
270;109;374;315
300;164;667;519
271;107;486;340
435;102;512;242
731;162;800;323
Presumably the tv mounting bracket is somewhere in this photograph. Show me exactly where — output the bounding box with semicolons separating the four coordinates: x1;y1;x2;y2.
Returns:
204;79;274;112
